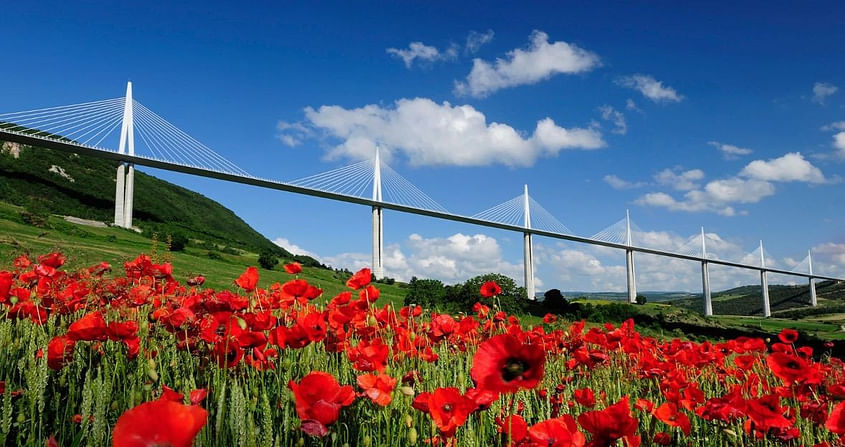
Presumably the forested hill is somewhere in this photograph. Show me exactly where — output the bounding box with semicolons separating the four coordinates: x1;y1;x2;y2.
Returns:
0;140;291;257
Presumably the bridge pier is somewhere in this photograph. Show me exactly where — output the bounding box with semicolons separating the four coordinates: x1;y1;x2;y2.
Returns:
760;241;771;317
701;227;712;316
625;210;637;304
808;250;817;307
522;185;536;300
114;81;135;229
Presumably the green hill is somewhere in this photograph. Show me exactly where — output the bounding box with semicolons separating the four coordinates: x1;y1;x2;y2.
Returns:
0;139;293;259
671;280;845;316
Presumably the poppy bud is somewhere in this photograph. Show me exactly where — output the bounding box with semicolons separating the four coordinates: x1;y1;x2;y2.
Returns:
147;369;159;382
404;414;413;427
399;386;415;396
236;316;247;330
408;427;418;444
362;435;372;447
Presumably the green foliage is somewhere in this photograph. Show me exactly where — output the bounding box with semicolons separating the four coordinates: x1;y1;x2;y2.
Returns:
404;277;446;309
542;289;568;314
404;273;527;315
168;233;189;252
635;294;648;305
257;250;279;270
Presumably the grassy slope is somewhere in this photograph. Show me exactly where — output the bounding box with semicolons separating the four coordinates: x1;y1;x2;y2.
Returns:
0;141;290;257
0;201;408;308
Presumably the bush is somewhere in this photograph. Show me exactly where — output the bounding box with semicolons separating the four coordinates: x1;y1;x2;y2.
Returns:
207;251;223;261
543;289;568;314
169;233;189;252
404;273;527;315
636;294;648;305
258;250;279;270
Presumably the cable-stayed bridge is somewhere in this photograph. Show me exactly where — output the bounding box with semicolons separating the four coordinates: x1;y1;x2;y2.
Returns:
1;83;841;317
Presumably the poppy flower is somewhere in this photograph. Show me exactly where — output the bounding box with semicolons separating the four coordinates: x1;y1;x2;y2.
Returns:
283;262;302;274
357;373;396;406
577;397;639;447
470;334;545;394
186;275;205;287
653;402;691;436
288;371;355;437
346;268;371;290
778;328;799;344
412;387;475;437
112;398;208;447
766;352;808;384
67;311;108;341
47;335;75;370
574;388;596;408
480;281;502;298
234;266;259;292
826;401;845;435
527;416;586;447
498;414;528;445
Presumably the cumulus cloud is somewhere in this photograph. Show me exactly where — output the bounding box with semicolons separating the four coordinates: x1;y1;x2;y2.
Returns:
597;105;627;135
465;30;494;54
281;97;604;167
812;82;838;104
708;141;752;160
637;153;827;216
654;167;704;191
387;42;458;68
273;237;321;260
454;30;600;98
740;152;826;183
615;74;683;103
821;122;845;157
603;174;645;190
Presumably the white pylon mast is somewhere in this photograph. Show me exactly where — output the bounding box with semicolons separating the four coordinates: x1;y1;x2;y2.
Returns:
701;227;712;316
371;147;384;279
625;209;637;303
523;185;535;300
760;240;771;317
114;81;135;228
808;250;817;307
122;82;135;229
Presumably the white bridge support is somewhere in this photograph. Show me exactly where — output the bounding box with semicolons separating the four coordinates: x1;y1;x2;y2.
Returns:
371;148;384;279
114;81;135;229
809;250;817;307
523;185;535;300
760;240;771;317
625;210;637;304
701;227;712;316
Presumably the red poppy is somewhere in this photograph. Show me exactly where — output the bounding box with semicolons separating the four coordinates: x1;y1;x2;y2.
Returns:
527;416;586;447
480;281;502;298
778;328;799;344
412;387;475;437
543;313;558;324
766;352;809;384
826;401;845;435
37;252;66;269
234;266;259;292
470;334;545;394
67;311;108;341
498;414;528;445
653;402;691;436
577;397;639;447
112;398;207;447
288;371;355;437
281;279;322;303
47;335;75;370
283;262;303;274
186;275;205;286
574;388;596;408
346;268;371;290
357;373;396;406
744;394;792;433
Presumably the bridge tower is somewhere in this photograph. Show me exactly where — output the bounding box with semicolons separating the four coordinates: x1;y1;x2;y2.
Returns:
760;240;771;317
114;81;135;229
701;227;712;316
371;147;384;279
625;210;637;303
808;250;817;307
523;185;535;300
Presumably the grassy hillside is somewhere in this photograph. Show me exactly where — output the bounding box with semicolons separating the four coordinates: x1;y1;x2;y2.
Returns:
0;140;291;258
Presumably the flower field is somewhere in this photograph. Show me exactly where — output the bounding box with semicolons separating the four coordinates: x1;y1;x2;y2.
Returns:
1;252;844;446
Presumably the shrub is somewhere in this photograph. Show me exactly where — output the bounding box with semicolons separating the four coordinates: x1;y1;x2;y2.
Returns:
543;289;568;314
169;233;189;252
258;250;279;270
636;294;648;305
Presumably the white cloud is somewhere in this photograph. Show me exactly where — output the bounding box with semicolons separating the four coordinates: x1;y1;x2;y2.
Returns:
454;30;600;98
708;141;752;159
273;237;321;260
603;174;645;190
654;167;704;191
835;132;845;156
822;121;845;132
740;152;826;183
812;243;845;277
812;82;838;104
625;98;642;112
597;105;627;135
286;97;604;167
387;42;458;68
616;74;683;103
465;30;494;54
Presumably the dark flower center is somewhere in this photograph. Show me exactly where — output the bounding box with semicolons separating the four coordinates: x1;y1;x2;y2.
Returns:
443;404;453;412
502;358;529;382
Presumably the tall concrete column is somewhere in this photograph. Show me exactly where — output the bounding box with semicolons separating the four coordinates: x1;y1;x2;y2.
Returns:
523;185;535;300
625;210;637;304
114;163;125;227
371;147;384;279
123;164;134;228
760;240;771;317
114;81;135;229
701;227;712;316
808;250;817;307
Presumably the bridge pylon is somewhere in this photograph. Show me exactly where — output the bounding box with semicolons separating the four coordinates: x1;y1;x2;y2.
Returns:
760;240;771;317
371;147;384;279
114;81;135;229
808;250;817;307
701;227;712;316
523;185;535;300
625;210;637;304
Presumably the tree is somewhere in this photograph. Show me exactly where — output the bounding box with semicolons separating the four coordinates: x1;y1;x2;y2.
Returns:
543;289;568;314
635;294;648;305
169;233;188;252
258;250;279;270
404;277;446;309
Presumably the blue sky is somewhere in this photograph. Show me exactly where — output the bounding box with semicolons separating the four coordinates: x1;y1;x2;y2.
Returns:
2;1;845;291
